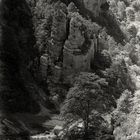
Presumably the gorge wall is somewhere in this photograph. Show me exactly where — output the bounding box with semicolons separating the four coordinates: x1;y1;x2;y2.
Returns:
34;0;108;81
0;0;128;139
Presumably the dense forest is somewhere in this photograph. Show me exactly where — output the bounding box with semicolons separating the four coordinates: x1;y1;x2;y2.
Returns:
0;0;140;139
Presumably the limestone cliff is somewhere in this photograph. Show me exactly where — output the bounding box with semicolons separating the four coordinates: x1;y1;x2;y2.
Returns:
34;0;103;81
63;11;99;76
34;0;124;86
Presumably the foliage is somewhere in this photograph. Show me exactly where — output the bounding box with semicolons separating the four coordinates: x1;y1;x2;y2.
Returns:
105;58;135;101
92;49;112;70
112;90;134;140
61;72;108;138
132;0;140;12
109;0;118;15
129;44;140;66
116;90;132;113
125;7;135;21
61;72;108;119
117;1;126;20
34;1;53;53
135;11;140;21
67;2;79;13
127;24;137;38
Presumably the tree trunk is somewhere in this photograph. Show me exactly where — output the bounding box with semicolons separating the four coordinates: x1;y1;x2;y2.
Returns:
84;101;90;139
84;121;89;139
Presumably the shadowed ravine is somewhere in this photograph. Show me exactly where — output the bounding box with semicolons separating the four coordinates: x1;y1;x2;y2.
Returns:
0;0;119;139
0;0;42;138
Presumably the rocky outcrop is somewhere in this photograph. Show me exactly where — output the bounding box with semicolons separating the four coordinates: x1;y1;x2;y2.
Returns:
34;1;67;81
63;11;99;76
49;2;67;64
35;1;101;81
32;1;104;113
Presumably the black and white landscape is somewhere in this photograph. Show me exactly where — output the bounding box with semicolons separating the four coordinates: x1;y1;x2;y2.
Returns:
0;0;140;139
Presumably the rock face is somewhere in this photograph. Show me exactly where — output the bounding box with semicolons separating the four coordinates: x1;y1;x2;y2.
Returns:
34;1;67;81
63;12;98;76
32;0;103;113
35;1;101;81
50;2;67;63
0;0;115;138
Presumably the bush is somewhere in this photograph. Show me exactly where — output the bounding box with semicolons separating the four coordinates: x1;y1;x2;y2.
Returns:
135;11;140;21
117;1;126;20
126;7;135;21
132;0;140;12
61;72;108;139
127;24;137;38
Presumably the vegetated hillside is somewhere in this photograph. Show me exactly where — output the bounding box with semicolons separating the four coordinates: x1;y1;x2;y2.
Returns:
0;0;139;139
109;0;140;140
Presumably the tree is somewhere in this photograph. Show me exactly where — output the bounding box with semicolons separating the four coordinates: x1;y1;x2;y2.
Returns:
127;24;137;38
125;7;135;22
67;2;79;13
61;72;108;139
132;0;140;12
109;0;118;15
135;11;140;21
105;58;135;101
112;90;134;140
117;1;126;20
129;44;140;66
116;90;132;113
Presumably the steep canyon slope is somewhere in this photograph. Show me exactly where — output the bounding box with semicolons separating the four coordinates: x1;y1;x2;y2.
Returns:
0;0;137;140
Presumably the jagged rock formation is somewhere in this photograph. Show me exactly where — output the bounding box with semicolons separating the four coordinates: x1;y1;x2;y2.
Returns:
31;2;111;115
34;0;102;81
34;0;125;86
63;12;99;76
